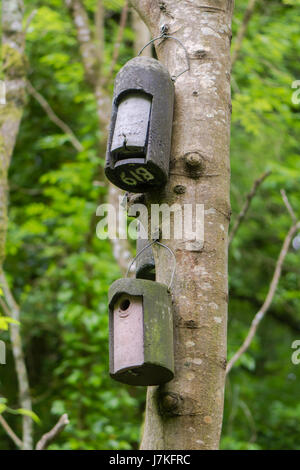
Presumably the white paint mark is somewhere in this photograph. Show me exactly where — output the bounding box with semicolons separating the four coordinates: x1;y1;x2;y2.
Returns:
193;358;203;365
214;317;222;324
185;241;204;252
193;266;208;276
186;357;203;366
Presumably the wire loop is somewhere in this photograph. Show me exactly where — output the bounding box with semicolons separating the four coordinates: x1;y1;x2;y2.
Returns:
138;26;190;82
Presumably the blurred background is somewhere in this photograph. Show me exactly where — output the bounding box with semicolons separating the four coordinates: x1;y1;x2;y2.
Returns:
0;0;300;450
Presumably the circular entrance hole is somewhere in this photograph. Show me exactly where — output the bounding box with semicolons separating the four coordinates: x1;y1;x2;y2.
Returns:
120;298;130;311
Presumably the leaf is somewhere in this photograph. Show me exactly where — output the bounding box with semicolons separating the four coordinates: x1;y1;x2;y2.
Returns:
0;316;20;331
0;403;7;414
15;409;41;424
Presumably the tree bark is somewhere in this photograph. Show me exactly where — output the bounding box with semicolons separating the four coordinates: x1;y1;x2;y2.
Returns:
1;0;33;450
130;0;234;450
231;0;257;67
132;9;151;56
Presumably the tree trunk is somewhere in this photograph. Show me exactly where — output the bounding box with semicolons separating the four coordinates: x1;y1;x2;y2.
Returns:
130;0;234;450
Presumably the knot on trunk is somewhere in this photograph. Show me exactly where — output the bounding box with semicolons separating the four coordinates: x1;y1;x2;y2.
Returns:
184;152;205;178
158;392;182;416
173;185;186;194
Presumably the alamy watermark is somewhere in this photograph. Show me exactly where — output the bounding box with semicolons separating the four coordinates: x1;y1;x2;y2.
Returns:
95;196;205;244
0;340;5;365
291;340;300;365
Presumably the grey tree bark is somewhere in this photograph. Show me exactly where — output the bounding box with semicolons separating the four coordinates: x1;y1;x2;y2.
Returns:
132;9;151;56
65;0;132;274
1;0;33;450
130;0;234;450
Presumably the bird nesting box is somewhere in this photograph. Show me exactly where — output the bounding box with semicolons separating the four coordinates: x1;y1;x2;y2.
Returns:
108;278;174;386
105;57;174;193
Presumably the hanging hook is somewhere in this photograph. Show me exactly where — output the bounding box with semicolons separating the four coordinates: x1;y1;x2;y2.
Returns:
126;239;176;291
126;240;156;279
138;24;190;82
155;241;177;290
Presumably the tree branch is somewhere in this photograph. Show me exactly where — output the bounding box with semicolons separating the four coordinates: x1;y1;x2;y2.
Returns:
1;0;33;450
66;1;134;275
0;415;23;449
229;170;271;245
104;1;129;84
0;295;10;317
227;192;300;374
24;9;37;35
65;0;111;126
231;0;259;67
132;8;151;56
281;189;297;223
129;0;161;30
95;0;104;72
35;414;69;450
0;271;33;449
108;185;132;275
27;81;83;152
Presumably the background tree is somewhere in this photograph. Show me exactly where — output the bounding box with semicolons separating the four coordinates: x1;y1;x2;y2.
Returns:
0;0;33;450
0;0;300;451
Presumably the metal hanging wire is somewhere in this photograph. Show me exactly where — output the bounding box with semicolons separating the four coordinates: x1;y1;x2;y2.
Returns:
138;24;190;82
126;239;176;291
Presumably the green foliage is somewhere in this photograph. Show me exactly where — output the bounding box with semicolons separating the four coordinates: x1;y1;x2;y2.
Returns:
222;0;300;450
0;397;40;425
0;317;19;331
